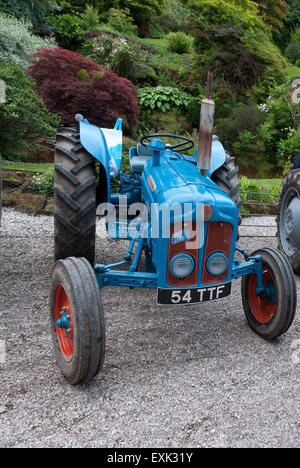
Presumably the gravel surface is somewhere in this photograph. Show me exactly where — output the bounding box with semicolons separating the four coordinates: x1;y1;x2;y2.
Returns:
0;208;299;448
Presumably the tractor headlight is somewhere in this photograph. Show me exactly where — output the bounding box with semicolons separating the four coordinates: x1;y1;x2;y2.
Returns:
206;253;228;277
170;254;195;279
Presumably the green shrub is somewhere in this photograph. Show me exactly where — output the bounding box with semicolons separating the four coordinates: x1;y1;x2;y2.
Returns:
96;0;165;30
0;13;56;69
139;86;192;114
246;38;288;102
0;59;59;161
240;176;280;203
91;33;130;70
286;28;300;63
0;0;56;27
155;0;191;32
84;4;99;32
107;8;137;36
31;169;54;196
166;32;193;54
48;14;87;47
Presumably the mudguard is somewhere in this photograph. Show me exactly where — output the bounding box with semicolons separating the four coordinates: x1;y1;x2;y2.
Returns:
79;118;123;202
194;138;227;177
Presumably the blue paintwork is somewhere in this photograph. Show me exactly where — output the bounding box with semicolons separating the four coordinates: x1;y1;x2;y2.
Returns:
56;313;70;331
79;118;123;201
78;121;265;299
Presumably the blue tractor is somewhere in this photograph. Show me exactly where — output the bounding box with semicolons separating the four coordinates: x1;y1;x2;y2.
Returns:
50;83;297;385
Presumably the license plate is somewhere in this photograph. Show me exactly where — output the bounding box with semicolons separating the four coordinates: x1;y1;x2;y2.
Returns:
157;282;232;305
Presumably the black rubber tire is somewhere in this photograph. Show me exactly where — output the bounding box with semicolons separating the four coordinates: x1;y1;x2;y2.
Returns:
54;127;96;265
211;154;242;213
241;248;296;340
277;169;300;274
50;257;106;385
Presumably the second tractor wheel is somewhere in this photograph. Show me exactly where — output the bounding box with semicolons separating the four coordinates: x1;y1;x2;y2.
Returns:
54;127;96;265
277;169;300;274
211;154;242;213
241;248;296;340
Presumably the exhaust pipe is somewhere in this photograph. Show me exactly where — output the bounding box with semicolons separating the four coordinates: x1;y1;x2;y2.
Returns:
197;72;215;175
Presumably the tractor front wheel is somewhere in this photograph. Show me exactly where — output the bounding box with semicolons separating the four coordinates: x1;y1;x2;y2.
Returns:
241;248;296;340
50;257;106;385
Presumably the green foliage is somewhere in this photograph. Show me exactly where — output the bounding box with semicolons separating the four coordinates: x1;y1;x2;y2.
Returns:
0;59;59;161
246;38;288;101
77;69;89;80
240;176;280;203
31;169;54;195
186;0;267;40
139;86;191;114
254;0;289;36
166;32;193;54
84;4;100;31
48;14;87;47
107;8;137;36
89;33;159;85
259;83;299;167
155;0;191;33
0;0;57;27
77;0;166;28
0;13;56;69
286;28;300;63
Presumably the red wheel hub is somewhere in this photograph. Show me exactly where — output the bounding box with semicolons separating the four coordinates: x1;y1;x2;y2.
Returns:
54;284;74;359
248;269;277;324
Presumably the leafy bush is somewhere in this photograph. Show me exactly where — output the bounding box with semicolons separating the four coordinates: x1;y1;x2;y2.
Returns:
48;14;87;47
246;38;288;102
166;32;193;54
240;176;280;203
107;8;137;36
155;0;191;33
286;28;300;63
139;86;191;113
84;5;99;32
259;83;300;168
31;169;54;196
0;59;59;161
96;0;166;29
0;0;56;27
91;33;129;70
0;13;56;68
28;47;139;131
90;33;158;85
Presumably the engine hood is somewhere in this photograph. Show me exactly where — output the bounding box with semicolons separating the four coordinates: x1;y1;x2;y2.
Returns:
142;153;238;224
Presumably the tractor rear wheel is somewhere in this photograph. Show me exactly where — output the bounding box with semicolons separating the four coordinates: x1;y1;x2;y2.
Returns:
211;154;242;213
50;257;106;385
277;169;300;274
54;127;96;265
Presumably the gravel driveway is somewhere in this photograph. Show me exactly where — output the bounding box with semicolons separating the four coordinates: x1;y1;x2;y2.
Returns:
0;209;299;448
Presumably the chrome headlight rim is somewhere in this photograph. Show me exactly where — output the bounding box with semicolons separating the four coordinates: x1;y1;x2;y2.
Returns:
170;253;195;279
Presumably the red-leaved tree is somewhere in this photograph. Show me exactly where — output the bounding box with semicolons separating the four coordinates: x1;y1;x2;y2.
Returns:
28;48;139;131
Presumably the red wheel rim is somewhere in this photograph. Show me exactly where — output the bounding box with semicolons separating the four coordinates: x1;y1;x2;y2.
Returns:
248;269;277;324
54;284;74;359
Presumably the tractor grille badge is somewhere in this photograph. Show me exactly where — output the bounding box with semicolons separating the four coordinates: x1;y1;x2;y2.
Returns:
147;176;156;192
172;230;191;245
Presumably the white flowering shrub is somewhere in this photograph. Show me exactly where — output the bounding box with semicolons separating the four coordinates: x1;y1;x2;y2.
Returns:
0;13;56;69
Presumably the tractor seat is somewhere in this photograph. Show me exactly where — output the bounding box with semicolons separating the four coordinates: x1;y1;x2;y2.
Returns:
130;143;153;174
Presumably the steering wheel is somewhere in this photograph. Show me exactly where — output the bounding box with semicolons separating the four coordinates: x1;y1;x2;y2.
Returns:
140;134;194;153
